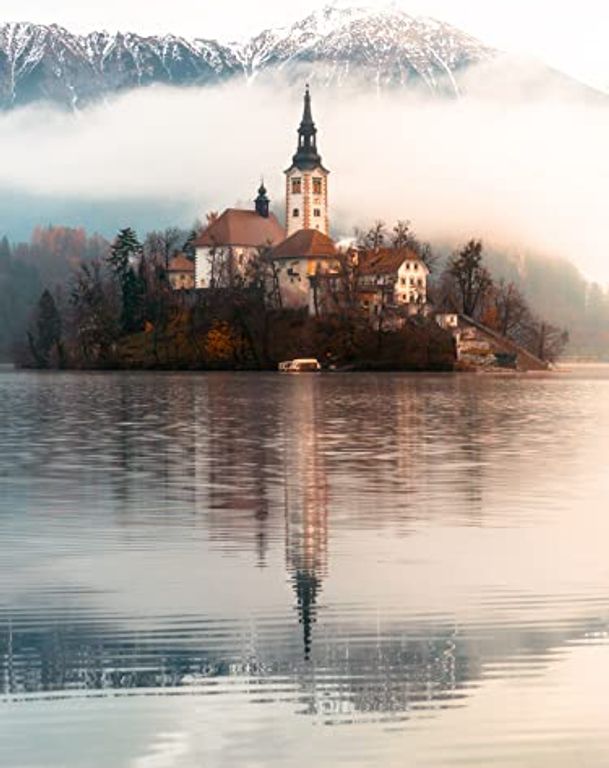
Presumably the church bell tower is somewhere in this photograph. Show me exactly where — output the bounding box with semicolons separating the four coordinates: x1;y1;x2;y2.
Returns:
285;86;329;237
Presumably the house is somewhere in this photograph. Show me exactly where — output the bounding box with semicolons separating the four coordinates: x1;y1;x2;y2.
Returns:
166;253;195;290
193;183;285;289
270;229;341;311
355;248;429;319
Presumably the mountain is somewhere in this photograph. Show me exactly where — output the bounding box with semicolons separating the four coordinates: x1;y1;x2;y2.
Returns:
0;6;494;109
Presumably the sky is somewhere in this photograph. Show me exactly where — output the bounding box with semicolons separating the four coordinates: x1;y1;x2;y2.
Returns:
2;0;609;90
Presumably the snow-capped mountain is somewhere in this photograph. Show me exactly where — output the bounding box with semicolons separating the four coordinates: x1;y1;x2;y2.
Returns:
0;6;494;109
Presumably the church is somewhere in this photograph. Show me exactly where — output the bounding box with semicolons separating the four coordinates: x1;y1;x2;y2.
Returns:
194;86;340;310
193;87;429;317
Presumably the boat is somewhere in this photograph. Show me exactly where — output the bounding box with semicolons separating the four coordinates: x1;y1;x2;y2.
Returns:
278;358;321;373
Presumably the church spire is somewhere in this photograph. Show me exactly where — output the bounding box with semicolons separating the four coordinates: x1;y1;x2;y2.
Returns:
254;179;270;218
292;85;323;171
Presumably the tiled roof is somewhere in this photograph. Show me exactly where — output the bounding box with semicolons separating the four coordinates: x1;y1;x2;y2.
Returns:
194;209;285;248
357;248;425;276
271;229;338;260
167;254;195;272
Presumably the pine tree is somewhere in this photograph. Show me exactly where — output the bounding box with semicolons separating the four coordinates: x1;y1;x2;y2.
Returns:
28;289;62;367
182;229;199;260
0;236;10;272
107;228;142;278
120;267;145;333
107;228;145;334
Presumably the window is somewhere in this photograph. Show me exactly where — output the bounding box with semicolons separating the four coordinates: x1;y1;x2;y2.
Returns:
400;277;406;286
414;263;419;271
406;263;411;270
312;177;322;195
292;208;300;218
292;178;302;194
313;208;321;217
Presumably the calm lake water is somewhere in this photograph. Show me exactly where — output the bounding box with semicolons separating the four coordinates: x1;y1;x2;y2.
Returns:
2;367;609;767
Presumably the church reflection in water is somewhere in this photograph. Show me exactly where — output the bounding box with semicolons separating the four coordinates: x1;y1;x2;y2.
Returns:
2;374;607;724
281;379;329;661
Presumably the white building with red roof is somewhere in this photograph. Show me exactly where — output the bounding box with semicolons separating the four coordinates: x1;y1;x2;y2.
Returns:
193;185;285;289
270;229;341;311
193;87;334;300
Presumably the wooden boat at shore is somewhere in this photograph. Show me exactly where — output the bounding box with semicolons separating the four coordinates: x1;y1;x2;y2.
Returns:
278;358;321;373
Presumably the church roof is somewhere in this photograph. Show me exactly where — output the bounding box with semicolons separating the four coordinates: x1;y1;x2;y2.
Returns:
357;248;427;275
271;229;338;260
167;253;195;272
288;86;328;173
194;209;285;248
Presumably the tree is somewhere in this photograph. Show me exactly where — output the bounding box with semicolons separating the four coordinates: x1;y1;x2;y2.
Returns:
391;220;438;272
489;279;531;338
27;289;62;367
108;228;142;278
0;236;10;272
182;226;200;261
107;228;145;333
524;318;569;362
445;240;493;318
144;227;185;269
70;261;120;363
358;221;387;251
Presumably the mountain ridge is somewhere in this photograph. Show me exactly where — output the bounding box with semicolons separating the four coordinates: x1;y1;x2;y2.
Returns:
0;5;603;110
0;6;493;108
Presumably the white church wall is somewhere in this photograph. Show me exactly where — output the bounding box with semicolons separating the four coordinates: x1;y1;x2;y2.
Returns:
285;169;329;237
277;259;310;309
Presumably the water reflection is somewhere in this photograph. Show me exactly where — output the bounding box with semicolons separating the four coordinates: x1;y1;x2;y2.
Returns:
1;369;609;738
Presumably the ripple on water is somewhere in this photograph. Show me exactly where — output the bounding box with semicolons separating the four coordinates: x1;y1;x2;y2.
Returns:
2;369;609;766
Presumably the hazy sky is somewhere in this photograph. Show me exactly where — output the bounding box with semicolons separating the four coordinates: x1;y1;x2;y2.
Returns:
3;0;609;89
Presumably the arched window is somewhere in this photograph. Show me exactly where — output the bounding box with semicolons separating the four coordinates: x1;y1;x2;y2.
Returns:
292;208;300;218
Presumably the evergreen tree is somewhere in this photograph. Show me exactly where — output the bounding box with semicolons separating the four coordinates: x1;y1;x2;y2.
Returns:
28;289;62;367
120;267;145;333
0;236;10;272
182;229;199;260
107;228;145;334
108;228;142;278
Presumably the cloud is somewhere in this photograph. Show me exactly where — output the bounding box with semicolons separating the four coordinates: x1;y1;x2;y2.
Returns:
0;67;607;283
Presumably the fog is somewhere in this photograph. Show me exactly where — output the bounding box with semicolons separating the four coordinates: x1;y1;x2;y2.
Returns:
0;65;607;283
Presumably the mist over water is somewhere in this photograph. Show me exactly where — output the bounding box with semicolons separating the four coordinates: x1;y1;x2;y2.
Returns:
0;62;607;282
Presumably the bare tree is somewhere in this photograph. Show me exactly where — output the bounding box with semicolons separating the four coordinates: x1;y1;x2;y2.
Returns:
144;227;185;270
445;240;493;318
357;221;387;251
69;261;120;363
394;222;438;271
491;279;531;338
523;318;569;362
391;220;414;249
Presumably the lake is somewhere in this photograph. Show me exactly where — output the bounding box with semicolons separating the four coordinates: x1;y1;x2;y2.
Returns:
1;367;609;767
